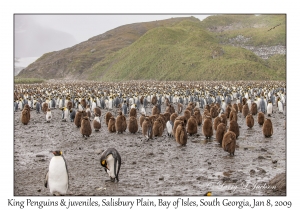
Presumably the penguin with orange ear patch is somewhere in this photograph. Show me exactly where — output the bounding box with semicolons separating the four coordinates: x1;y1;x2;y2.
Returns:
222;131;236;156
246;114;254;128
263;118;273;137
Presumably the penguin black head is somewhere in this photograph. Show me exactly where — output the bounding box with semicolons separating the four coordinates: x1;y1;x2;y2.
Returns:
51;151;63;156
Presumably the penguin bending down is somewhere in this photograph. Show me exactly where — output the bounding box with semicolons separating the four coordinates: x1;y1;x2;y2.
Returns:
44;151;68;195
100;148;121;182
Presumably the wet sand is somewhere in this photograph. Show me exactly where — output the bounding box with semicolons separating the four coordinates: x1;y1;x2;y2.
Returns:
14;103;286;196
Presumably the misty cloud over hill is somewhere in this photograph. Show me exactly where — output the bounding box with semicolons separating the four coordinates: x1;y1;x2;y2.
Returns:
15;15;77;58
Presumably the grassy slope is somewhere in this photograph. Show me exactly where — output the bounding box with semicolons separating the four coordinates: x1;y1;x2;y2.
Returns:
90;19;284;81
201;14;286;46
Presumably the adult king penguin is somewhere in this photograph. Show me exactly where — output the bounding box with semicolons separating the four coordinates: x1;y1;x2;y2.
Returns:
44;151;69;195
100;148;121;182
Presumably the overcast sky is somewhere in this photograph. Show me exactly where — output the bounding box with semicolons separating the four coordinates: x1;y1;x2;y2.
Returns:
14;14;210;66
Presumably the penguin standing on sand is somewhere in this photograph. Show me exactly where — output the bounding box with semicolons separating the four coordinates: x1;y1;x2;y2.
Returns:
100;148;121;182
267;100;273;117
69;109;76;122
61;107;69;122
14;100;18;112
122;100;128;115
36;101;41;114
46;108;52;123
44;151;69;195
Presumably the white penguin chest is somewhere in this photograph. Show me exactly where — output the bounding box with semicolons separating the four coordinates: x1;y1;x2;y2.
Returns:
49;157;68;194
106;154;118;178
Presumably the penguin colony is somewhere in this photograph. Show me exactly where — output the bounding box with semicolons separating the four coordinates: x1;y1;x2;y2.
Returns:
14;80;286;195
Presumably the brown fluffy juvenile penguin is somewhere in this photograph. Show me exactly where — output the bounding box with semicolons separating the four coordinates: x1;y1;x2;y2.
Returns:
238;103;243;113
257;112;265;126
128;116;138;134
151;95;157;105
93;115;101;131
67;101;72;110
213;116;222;131
220;113;227;126
246;114;254;128
94;107;101;117
23;104;31;120
250;103;258;115
210;105;218;118
105;112;112;126
86;105;92;120
163;112;171;122
187;115;197;136
225;105;231;118
175;121;188;146
222;131;236;156
170;113;178;123
80;116;92;137
233;104;238;114
202;114;213;139
152;118;164;137
194;110;202;126
42;102;48;114
81;98;87;109
263;118;273;137
242;103;249;118
139;114;146;128
229;120;239;138
142;117;153;140
216;123;226;144
74;111;83;127
184;110;191;121
229;109;238;122
177;103;183;114
21;107;30;125
129;107;137;118
116;111;126;134
152;105;159;116
108;117;116;133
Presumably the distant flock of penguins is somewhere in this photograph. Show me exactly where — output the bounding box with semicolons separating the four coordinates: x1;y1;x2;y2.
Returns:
14;81;286;195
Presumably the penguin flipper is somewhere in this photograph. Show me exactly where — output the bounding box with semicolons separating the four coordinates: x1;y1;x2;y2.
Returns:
44;171;49;188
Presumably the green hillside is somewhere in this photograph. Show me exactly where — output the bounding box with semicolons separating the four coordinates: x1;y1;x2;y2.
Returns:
89;19;284;81
17;15;286;81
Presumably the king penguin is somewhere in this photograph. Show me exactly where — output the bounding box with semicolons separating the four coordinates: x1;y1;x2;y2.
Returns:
100;148;121;182
44;151;69;195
